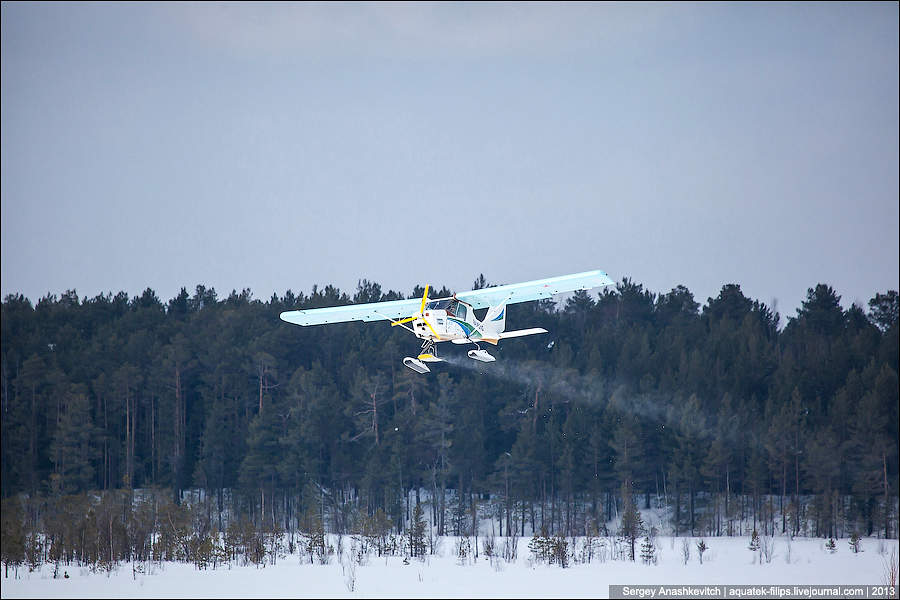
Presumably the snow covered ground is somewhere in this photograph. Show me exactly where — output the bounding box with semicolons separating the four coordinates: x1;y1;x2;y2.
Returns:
3;536;897;599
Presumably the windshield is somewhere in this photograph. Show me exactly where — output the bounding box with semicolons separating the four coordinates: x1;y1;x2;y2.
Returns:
425;299;452;310
425;299;468;319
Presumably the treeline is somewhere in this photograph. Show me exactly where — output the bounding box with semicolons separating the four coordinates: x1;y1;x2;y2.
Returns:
0;487;405;578
0;484;663;577
1;277;897;541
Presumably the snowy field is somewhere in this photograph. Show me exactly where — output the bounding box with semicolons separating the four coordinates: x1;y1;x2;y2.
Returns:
3;536;897;599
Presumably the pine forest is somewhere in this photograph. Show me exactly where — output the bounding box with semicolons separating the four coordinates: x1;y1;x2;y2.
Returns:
1;276;897;572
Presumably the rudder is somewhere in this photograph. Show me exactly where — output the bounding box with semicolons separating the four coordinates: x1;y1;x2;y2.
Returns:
483;304;507;334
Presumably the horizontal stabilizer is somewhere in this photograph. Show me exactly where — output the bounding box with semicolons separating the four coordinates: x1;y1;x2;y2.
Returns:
498;328;548;339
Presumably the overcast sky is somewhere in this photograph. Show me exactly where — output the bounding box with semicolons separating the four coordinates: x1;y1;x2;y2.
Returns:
2;2;898;319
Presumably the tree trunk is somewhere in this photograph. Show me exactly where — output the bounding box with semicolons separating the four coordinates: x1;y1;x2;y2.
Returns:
373;391;379;445
689;484;695;536
675;485;680;537
883;451;890;539
174;364;182;503
781;459;786;534
795;434;800;537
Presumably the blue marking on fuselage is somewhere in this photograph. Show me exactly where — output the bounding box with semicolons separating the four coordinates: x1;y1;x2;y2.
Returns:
449;317;477;337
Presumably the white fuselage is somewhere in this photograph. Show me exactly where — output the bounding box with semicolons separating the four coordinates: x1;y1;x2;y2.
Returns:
410;298;498;344
414;311;479;343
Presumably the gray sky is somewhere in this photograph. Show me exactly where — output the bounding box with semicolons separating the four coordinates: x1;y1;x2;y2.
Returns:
2;2;898;319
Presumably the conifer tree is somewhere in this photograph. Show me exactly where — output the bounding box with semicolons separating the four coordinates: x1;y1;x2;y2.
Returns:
1;498;25;578
409;502;427;558
639;535;656;565
749;529;760;552
849;532;861;554
49;383;97;494
618;480;644;561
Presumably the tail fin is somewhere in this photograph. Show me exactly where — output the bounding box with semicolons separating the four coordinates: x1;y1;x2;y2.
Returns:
482;304;507;334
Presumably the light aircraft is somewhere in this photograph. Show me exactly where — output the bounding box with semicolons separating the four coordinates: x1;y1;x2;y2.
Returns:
279;270;614;373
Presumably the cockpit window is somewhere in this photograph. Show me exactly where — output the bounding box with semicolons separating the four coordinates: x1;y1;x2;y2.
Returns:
426;299;451;310
425;299;468;319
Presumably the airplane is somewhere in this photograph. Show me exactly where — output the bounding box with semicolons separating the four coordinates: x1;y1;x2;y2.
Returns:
279;269;614;373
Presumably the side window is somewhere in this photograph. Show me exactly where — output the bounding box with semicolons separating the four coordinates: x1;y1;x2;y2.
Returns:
457;304;467;320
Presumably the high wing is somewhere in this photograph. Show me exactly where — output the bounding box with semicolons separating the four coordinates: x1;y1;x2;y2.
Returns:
280;297;422;326
454;269;614;309
279;269;614;327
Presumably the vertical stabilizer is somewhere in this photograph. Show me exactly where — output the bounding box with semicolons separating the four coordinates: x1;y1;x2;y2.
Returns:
483;304;507;334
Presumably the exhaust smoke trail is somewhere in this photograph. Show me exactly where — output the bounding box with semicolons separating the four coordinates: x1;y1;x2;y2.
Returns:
439;351;609;406
439;351;741;447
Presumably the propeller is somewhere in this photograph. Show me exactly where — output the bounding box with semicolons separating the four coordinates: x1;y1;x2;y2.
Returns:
392;285;440;338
